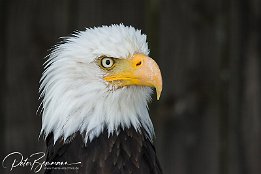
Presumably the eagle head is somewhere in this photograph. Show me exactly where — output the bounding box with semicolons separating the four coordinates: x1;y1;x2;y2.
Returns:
40;24;162;143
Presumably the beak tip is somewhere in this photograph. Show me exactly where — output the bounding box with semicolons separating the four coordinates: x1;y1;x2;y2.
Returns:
156;88;162;100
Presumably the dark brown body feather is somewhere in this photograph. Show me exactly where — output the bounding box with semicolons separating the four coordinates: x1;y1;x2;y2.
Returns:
44;126;162;174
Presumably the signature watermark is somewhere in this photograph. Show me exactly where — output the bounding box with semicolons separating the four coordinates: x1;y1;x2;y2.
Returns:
2;151;81;173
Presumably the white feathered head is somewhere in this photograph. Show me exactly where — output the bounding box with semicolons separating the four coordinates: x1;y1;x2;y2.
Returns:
40;24;162;143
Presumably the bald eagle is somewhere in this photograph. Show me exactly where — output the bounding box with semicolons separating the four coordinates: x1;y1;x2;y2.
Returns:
40;24;163;174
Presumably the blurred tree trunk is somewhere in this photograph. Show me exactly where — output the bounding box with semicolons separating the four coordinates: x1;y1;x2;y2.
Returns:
0;0;7;169
242;0;261;173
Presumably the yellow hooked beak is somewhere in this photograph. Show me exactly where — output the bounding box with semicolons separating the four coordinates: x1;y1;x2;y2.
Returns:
103;54;162;100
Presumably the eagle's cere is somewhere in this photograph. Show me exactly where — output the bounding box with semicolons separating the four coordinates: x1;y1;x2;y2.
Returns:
40;24;163;174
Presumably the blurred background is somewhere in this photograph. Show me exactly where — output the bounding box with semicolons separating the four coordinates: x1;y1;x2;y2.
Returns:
0;0;260;174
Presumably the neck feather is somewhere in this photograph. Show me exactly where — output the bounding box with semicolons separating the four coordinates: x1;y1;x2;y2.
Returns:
40;84;154;144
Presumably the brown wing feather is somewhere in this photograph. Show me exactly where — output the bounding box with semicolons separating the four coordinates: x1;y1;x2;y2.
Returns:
44;127;163;174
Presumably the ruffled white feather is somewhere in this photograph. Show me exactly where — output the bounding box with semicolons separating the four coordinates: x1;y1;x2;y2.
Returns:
40;24;154;144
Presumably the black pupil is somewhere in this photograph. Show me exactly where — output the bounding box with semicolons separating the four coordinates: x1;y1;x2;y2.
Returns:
105;59;111;65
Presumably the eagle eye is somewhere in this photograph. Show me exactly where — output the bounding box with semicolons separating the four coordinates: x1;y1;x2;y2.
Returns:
101;57;114;68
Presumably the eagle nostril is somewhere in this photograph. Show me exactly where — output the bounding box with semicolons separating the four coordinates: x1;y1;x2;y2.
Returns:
136;61;142;67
